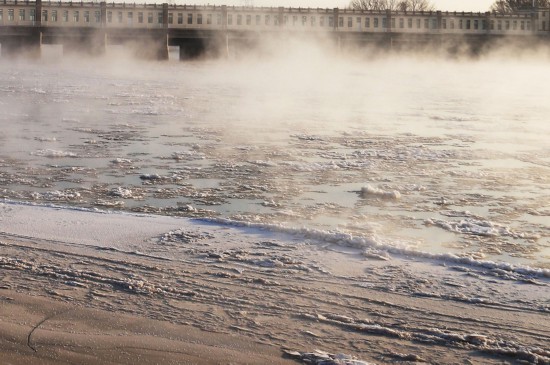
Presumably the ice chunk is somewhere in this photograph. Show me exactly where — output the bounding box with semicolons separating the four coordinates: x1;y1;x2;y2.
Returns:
360;185;401;200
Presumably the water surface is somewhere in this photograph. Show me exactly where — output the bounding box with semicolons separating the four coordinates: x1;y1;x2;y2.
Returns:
1;48;549;268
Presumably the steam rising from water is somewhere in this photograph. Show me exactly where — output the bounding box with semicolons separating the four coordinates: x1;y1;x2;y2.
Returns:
1;36;549;268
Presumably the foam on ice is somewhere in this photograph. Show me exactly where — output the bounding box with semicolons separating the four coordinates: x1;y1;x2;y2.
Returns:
203;217;550;278
1;200;548;279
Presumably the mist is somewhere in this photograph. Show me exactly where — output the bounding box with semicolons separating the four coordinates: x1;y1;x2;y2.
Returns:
1;32;549;267
4;34;550;149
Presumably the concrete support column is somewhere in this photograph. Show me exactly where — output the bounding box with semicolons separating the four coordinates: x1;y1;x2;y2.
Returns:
30;31;43;58
162;3;168;29
436;11;442;31
135;3;169;60
0;31;42;58
62;31;106;57
100;1;107;26
332;8;341;51
485;12;491;34
221;5;228;29
94;1;108;56
153;30;169;60
35;0;42;27
156;2;169;60
278;7;284;28
93;30;107;56
386;9;392;32
222;5;229;57
126;30;168;60
24;0;43;58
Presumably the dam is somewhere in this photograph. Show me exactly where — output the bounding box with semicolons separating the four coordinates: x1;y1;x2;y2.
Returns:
1;0;549;59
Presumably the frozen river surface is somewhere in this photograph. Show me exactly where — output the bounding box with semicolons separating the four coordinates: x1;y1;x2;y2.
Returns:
1;49;549;270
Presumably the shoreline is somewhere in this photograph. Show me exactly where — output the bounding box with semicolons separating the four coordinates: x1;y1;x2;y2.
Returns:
3;199;549;276
1;202;549;364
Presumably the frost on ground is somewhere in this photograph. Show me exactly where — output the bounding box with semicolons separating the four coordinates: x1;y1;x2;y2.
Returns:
0;203;548;365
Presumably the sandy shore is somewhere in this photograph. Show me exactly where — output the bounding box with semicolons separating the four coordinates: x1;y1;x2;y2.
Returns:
1;203;549;364
0;290;295;365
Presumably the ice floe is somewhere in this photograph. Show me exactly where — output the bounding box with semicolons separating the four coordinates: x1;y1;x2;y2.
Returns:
30;190;82;201
202;217;550;278
360;185;401;200
32;149;77;158
108;187;134;199
283;350;375;365
426;217;540;240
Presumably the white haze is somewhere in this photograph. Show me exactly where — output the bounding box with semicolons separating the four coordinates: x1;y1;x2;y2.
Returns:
1;36;549;268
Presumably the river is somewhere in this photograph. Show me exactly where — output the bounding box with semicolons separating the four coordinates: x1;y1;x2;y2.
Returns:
1;43;549;270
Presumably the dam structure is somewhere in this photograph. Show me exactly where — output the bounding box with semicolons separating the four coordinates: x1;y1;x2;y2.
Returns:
1;0;550;59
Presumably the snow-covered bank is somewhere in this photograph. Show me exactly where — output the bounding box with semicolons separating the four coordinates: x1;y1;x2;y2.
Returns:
2;200;548;279
0;200;190;251
1;201;549;364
